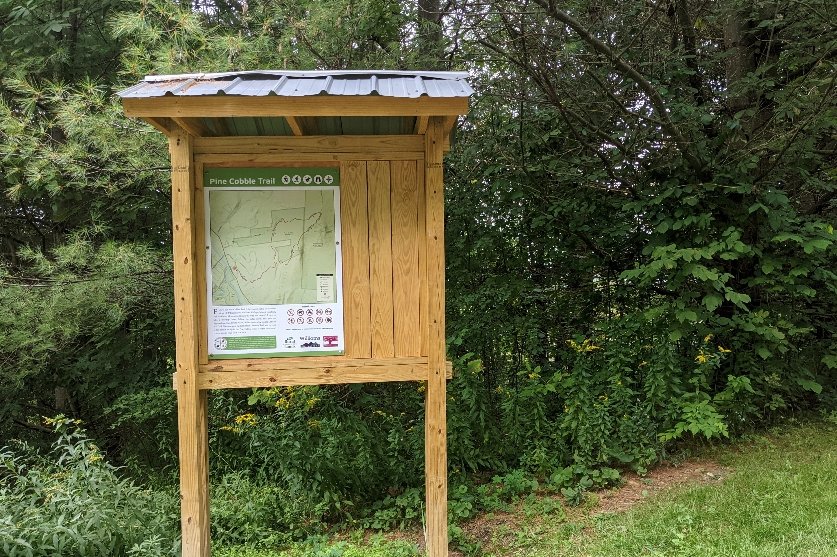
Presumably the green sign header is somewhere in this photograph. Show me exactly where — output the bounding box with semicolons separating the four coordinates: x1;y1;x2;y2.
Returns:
204;167;339;188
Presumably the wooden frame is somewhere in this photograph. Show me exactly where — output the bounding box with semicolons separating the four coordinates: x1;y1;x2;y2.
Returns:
124;95;468;118
132;94;464;557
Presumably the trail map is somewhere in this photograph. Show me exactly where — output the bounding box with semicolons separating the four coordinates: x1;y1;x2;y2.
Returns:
209;189;336;305
203;167;344;359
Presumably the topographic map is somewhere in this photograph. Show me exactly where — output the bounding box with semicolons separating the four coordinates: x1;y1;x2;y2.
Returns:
209;189;336;305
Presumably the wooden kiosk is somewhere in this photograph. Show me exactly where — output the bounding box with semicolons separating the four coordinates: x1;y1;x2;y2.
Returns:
118;70;471;557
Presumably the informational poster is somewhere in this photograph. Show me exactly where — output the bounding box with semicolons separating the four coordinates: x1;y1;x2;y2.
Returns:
204;167;343;358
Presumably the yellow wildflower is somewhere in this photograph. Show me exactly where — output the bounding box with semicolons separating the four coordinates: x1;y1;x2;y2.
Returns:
718;345;732;353
704;334;713;343
695;353;710;364
234;413;257;426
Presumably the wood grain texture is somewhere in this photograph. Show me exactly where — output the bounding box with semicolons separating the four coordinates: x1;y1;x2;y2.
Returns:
417;164;428;357
285;116;303;136
143;117;175;134
424;117;449;557
341;161;372;358
169;131;210;557
367;161;395;358
391;160;421;357
172;117;211;137
192;359;452;389
202;356;425;372
194;162;208;365
195;152;424;163
189;360;451;386
124;96;469;118
194;135;424;154
414;115;429;134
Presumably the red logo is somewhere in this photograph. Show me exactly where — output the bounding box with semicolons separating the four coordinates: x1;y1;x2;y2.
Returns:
323;335;338;347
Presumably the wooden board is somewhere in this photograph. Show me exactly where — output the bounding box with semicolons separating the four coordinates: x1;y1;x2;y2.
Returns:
391;160;421;357
367;161;394;358
194;135;424;154
194;162;208;365
417;166;428;357
169;131;210;557
124;96;469;118
193;360;452;389
341;161;372;358
424;117;449;557
195;152;423;163
202;356;426;372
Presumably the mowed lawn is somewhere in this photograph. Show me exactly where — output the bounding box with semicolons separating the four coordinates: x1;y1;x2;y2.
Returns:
216;420;837;557
523;420;837;557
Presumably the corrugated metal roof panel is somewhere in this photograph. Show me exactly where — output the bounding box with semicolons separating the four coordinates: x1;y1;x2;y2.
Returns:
117;69;473;99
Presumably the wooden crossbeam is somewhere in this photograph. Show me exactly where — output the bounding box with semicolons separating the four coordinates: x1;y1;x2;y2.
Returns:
123;96;469;118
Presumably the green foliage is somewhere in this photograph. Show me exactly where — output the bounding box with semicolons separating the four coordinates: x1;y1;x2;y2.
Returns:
522;422;837;557
1;0;835;550
214;535;419;557
0;417;179;557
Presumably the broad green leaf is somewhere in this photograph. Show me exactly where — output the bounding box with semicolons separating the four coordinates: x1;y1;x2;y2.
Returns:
795;378;822;394
702;293;723;312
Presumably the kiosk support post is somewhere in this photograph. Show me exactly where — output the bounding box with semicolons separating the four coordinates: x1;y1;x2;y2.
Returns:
424;117;448;557
170;131;211;557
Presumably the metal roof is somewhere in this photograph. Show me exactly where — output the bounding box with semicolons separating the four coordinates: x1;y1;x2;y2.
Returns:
118;70;473;100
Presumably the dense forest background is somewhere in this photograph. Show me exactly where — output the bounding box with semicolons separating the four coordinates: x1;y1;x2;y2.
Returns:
1;0;835;553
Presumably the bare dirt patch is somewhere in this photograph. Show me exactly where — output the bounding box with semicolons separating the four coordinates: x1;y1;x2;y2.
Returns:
462;459;731;553
595;459;731;515
373;459;732;555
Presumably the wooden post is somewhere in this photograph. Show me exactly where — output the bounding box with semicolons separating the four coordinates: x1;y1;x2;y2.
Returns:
424;117;448;557
169;130;211;557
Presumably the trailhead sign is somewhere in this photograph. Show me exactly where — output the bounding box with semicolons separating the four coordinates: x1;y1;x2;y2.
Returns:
204;167;344;358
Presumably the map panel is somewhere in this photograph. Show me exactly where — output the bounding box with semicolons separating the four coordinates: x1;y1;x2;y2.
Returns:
203;166;344;359
209;189;336;305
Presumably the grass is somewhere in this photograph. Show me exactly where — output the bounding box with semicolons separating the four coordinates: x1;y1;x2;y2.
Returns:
215;420;837;557
515;420;837;557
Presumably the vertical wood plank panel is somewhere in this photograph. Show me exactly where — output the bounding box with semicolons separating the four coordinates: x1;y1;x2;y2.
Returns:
194;162;208;365
170;131;210;557
424;118;448;557
367;160;395;358
391;160;421;357
417;162;428;357
341;161;371;358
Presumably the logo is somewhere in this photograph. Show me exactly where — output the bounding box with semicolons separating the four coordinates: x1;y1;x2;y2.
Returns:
292;174;302;184
281;175;291;185
325;308;333;316
316;317;323;324
307;317;314;324
303;174;312;184
297;309;304;316
287;309;295;316
325;316;333;324
283;337;296;348
324;175;334;184
323;335;339;348
287;317;295;325
213;337;228;350
314;175;323;184
300;336;321;349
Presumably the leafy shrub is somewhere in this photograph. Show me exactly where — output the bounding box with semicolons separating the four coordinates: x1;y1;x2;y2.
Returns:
0;417;179;557
211;471;327;546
